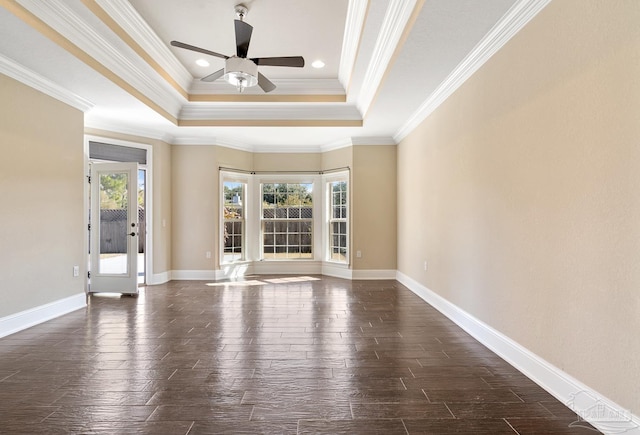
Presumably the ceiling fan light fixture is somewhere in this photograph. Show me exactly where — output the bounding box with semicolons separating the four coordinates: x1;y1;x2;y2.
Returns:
224;56;258;92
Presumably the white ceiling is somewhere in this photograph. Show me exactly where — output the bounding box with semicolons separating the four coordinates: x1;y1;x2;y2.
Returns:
0;0;550;151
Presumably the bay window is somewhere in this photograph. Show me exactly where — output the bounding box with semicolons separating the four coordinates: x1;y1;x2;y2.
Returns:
220;169;348;267
261;183;314;259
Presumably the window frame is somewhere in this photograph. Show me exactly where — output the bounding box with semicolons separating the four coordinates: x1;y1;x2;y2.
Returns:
220;171;349;267
220;173;249;264
257;175;319;261
327;179;348;264
324;171;349;265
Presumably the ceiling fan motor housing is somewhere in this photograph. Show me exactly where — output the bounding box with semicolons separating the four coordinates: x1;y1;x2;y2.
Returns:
224;56;258;91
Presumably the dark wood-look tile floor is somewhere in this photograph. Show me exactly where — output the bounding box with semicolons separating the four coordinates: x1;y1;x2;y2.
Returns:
0;276;599;434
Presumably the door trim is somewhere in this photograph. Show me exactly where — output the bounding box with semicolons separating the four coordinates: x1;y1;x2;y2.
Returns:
84;135;154;293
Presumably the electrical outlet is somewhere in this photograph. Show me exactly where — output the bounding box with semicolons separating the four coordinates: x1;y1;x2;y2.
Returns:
423;261;427;271
356;250;362;258
206;251;211;259
73;265;80;277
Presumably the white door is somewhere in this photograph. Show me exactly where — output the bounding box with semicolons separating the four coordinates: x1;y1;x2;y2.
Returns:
89;162;139;294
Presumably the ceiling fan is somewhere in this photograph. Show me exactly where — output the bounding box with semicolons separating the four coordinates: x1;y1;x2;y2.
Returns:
170;4;305;93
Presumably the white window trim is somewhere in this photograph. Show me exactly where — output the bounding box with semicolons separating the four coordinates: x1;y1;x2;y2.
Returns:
219;171;251;265
255;174;321;262
324;171;349;265
219;170;350;273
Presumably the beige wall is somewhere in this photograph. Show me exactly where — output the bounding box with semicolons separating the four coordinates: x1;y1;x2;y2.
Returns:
352;145;397;270
397;0;640;413
253;152;321;172
0;74;85;317
322;147;352;171
170;144;395;272
171;145;218;270
84;129;173;276
171;145;252;269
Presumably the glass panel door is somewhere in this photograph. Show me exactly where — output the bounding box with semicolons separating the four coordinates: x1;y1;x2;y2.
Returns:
89;162;138;294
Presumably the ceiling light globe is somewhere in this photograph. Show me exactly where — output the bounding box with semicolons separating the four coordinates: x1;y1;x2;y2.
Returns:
224;56;259;92
224;71;258;92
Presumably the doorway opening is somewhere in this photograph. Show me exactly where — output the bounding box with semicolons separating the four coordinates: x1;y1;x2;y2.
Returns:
86;139;151;293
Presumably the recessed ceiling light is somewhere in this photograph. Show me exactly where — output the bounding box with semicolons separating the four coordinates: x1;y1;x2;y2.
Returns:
311;60;325;69
196;58;210;67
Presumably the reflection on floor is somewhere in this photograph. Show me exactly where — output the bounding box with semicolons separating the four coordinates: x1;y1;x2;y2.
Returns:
0;276;599;434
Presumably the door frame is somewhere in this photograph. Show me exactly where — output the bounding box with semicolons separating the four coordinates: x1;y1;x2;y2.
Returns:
89;161;139;294
84;135;153;293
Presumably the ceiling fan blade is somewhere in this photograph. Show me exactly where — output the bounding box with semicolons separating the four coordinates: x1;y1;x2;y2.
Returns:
201;68;225;82
257;72;276;93
170;41;228;60
251;56;305;67
235;20;253;58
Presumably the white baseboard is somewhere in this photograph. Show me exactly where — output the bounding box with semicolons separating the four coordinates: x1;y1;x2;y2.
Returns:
170;270;218;280
148;271;171;285
217;263;253;280
321;263;352;280
0;293;87;338
250;261;323;276
352;269;397;280
169;266;398;282
396;271;640;435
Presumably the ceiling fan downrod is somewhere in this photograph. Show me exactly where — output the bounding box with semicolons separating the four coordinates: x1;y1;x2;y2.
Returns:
235;4;248;22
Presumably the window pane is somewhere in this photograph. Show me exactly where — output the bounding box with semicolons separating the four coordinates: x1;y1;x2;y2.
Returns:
223;181;246;263
263;183;274;193
301;233;312;245
260;182;314;260
328;180;348;263
301;207;313;219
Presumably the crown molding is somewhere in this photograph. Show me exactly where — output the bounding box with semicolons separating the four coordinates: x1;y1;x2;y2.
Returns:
16;0;183;116
355;0;420;117
320;138;354;153
179;104;362;121
211;138;253;151
90;0;192;92
318;136;396;152
339;0;369;91
0;54;94;112
189;78;345;97
252;144;324;154
171;137;323;154
84;119;172;142
170;137;219;146
394;0;552;143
